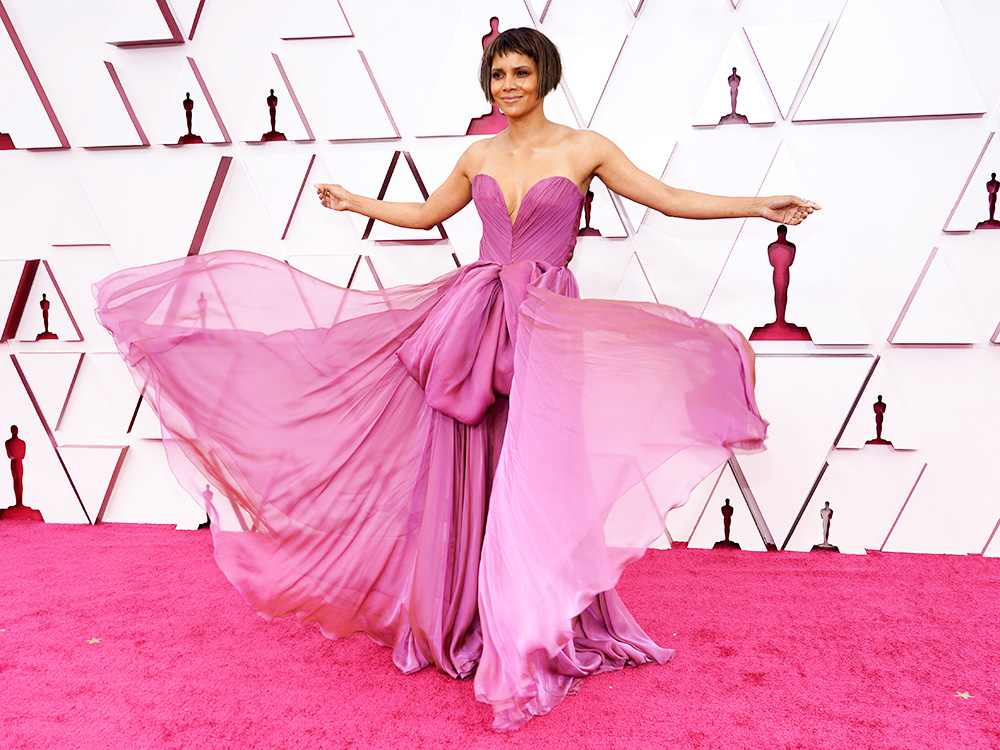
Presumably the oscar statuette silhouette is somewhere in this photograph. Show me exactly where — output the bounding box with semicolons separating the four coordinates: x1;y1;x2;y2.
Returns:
713;498;741;549
261;89;286;142
0;426;43;521
811;501;839;552
718;67;749;125
35;294;58;340
466;17;509;136
577;189;601;236
976;172;1000;229
750;225;812;341
865;395;893;446
178;92;204;144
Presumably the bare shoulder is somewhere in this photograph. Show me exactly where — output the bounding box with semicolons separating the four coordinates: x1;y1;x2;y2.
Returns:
455;136;497;177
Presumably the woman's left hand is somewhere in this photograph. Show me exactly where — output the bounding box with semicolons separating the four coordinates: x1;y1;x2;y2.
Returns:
762;196;821;226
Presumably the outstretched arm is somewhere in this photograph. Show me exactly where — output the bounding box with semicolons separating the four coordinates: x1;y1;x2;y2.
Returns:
315;145;481;230
587;132;820;225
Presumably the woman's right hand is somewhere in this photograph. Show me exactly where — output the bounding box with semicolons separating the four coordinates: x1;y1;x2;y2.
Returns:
315;183;351;211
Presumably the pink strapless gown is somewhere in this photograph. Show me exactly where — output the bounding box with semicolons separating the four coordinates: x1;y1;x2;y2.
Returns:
94;174;766;729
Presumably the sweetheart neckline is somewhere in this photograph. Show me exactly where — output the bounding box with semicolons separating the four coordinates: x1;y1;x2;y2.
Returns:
472;174;585;228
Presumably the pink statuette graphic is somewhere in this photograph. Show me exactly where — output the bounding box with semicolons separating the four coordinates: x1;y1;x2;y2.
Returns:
178;92;203;144
466;17;508;136
865;395;893;446
261;89;286;142
750;225;812;341
577;189;601;236
811;502;839;552
976;172;1000;229
719;67;749;125
36;294;57;340
0;426;42;521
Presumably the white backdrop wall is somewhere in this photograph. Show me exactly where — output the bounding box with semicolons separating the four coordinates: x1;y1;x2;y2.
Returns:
1;0;998;555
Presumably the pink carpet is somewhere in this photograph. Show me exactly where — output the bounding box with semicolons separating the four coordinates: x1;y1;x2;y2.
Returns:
1;522;997;749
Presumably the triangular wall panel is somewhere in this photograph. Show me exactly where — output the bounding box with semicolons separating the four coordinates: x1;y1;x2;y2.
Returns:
888;247;980;344
882;467;968;554
278;48;398;141
105;0;184;47
794;0;984;121
736;355;876;545
944;132;1000;232
744;22;828;120
693;30;776;127
238;54;314;143
0;2;69;148
279;0;353;39
77;61;148;149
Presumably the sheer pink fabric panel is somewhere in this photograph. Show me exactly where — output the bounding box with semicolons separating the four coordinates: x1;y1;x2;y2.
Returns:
475;287;766;727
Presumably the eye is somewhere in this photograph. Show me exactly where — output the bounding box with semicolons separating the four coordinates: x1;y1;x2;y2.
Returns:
491;71;503;79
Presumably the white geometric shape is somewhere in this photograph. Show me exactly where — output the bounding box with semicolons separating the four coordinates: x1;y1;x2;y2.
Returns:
836;361;922;451
278;47;398;141
817;438;928;552
688;463;767;552
54;355;131;444
279;0;352;39
75;155;225;267
105;0;181;46
570;237;637;300
158;57;229;145
882;467;968;554
100;441;194;524
944;132;1000;232
44;248;122;348
198;159;283;261
743;22;828;120
77;61;148;149
693;30;776;127
242;152;315;240
550;32;628;127
238;54;313;143
57;446;127;524
783;470;868;555
794;0;985;121
0;5;66;148
170;0;206;39
612;253;657;303
89;352;144;432
49;169;110;247
10;353;81;431
737;355;876;545
888;247;980;345
283;156;361;254
414;1;534;136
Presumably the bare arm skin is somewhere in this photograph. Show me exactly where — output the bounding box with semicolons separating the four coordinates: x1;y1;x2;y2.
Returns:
585;131;820;225
315;142;486;230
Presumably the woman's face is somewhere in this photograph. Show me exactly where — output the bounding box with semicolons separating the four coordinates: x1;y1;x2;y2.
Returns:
490;52;540;115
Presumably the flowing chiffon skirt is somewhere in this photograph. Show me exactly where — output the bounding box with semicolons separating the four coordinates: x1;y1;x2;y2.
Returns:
94;249;766;729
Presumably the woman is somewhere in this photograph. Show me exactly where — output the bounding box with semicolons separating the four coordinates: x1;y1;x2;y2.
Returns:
96;28;816;731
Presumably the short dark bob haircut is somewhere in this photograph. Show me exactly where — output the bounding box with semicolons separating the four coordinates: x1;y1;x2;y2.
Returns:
478;27;562;104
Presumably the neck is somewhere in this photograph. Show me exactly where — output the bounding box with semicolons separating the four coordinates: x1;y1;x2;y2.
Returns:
502;100;551;145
